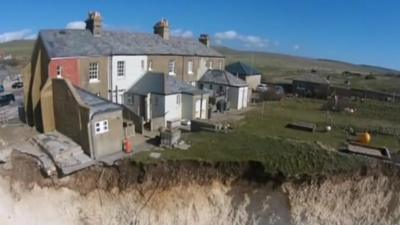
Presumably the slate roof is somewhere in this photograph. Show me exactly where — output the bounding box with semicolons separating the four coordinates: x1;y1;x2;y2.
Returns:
75;87;122;116
199;70;248;87
225;61;261;76
39;29;223;58
293;74;330;84
130;73;206;96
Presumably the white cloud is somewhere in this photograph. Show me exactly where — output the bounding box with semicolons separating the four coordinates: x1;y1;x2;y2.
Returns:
293;44;301;51
214;30;269;48
0;29;36;43
66;21;86;30
171;29;194;38
215;30;238;40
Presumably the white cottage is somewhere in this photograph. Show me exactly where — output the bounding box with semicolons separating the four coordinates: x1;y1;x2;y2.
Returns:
198;70;249;110
124;73;209;131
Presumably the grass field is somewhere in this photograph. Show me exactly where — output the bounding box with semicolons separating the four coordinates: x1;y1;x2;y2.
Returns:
132;97;400;177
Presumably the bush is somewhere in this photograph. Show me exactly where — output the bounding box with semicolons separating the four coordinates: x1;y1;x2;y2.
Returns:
365;74;376;80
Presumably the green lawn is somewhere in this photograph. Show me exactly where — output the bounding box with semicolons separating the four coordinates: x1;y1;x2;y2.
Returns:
132;98;400;177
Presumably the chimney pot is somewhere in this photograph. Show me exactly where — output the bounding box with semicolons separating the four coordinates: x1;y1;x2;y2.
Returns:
154;18;170;40
199;34;210;48
85;11;102;37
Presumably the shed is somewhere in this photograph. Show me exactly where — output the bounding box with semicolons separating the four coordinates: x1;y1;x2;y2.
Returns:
198;70;249;110
292;74;331;99
51;79;124;159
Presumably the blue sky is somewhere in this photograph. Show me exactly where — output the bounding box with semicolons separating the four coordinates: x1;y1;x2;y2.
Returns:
1;0;400;70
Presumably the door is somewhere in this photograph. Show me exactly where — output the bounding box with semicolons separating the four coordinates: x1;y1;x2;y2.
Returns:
195;99;201;118
238;88;244;109
242;87;248;108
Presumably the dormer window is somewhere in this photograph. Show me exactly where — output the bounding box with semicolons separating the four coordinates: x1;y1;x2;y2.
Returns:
168;60;176;76
56;65;63;78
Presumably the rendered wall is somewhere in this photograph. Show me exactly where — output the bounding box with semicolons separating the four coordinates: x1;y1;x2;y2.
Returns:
91;110;123;159
111;55;148;104
164;94;182;123
52;79;91;155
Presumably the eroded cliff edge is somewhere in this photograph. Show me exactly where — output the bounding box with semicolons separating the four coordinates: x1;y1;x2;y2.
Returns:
1;152;400;225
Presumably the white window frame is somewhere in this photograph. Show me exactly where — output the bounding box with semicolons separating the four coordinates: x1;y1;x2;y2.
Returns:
168;60;176;76
219;61;223;70
176;95;181;105
56;65;63;78
95;120;109;135
188;61;193;75
89;62;99;82
207;60;213;69
148;60;153;71
117;61;125;77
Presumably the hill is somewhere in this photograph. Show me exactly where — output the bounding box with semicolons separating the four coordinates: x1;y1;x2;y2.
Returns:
214;46;399;79
0;40;35;59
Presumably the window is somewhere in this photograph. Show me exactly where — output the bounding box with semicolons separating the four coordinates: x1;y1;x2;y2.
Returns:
199;83;204;89
89;63;99;81
168;60;176;75
95;120;109;134
219;61;223;70
219;85;224;92
188;61;193;74
56;65;63;78
117;61;125;77
209;84;213;89
127;94;134;105
176;95;181;105
207;60;213;69
141;60;145;70
148;60;153;71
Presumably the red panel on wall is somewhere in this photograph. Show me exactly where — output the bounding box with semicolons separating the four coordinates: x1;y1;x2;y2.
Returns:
48;58;80;86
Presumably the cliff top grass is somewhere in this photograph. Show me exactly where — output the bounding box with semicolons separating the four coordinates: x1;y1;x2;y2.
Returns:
133;98;400;177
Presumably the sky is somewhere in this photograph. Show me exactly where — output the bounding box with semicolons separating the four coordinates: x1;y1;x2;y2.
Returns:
1;0;399;70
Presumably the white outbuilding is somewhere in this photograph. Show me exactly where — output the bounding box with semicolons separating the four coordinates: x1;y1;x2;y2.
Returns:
198;70;249;110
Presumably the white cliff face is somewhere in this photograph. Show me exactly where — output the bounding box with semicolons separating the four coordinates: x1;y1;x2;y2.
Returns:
0;176;292;225
1;172;400;225
284;175;400;225
0;154;399;225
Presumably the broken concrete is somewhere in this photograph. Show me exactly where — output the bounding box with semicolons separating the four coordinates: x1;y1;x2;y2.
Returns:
32;132;95;175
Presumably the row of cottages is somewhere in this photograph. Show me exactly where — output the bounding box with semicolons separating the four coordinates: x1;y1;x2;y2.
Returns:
24;12;226;132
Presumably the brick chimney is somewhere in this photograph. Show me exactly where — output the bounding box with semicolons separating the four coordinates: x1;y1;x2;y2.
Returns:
199;34;210;48
154;18;170;40
85;11;102;37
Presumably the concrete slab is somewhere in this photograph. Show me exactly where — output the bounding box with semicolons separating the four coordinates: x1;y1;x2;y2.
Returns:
32;132;95;175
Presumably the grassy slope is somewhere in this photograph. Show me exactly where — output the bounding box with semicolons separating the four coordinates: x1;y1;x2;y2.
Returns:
134;98;400;177
0;40;34;59
215;46;399;77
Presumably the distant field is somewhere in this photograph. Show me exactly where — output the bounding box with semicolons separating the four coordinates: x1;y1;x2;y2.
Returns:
133;97;400;176
0;40;34;59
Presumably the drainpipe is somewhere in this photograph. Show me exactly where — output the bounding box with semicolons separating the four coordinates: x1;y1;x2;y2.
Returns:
87;121;95;160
